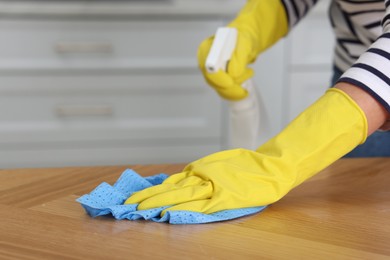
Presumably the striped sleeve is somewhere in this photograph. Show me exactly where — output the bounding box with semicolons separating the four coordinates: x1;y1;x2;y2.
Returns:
338;0;390;112
280;0;320;27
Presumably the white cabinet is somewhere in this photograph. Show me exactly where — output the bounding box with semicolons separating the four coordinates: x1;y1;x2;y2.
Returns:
0;0;333;168
285;0;334;122
251;0;333;135
0;0;245;168
251;0;333;144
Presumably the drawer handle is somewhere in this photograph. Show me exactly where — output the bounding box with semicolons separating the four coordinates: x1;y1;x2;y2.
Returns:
56;105;113;117
55;42;113;53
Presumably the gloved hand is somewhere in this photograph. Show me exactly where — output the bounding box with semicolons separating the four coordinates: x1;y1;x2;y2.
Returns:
197;0;288;100
125;88;367;215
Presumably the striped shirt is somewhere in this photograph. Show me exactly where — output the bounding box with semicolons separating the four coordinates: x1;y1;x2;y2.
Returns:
281;0;390;112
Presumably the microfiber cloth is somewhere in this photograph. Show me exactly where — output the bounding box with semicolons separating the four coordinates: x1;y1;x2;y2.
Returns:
76;169;267;224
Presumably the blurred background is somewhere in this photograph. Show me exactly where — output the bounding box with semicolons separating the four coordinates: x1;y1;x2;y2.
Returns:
0;0;332;168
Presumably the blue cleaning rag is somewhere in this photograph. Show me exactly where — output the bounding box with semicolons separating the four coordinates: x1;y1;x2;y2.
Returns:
76;169;267;224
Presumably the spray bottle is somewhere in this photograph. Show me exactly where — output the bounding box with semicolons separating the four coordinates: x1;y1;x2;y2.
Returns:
205;27;260;150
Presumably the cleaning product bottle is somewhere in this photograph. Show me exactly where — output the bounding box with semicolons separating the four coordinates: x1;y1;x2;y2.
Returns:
206;27;260;150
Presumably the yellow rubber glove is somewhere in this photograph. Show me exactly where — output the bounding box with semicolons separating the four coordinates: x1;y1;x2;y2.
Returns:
125;89;367;215
197;0;288;100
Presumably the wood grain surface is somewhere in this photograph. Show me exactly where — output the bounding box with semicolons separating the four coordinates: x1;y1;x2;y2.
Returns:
0;159;389;259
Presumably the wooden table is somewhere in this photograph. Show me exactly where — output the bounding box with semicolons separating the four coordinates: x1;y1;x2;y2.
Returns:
0;159;389;259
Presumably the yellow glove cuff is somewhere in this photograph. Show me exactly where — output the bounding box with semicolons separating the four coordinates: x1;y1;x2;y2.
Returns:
256;88;368;187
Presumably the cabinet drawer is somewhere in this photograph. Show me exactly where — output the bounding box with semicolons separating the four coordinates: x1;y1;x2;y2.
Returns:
289;0;333;67
0;72;222;144
287;71;331;122
0;142;222;168
0;19;221;70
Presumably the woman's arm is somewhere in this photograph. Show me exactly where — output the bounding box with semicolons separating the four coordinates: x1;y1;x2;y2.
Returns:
336;82;390;135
